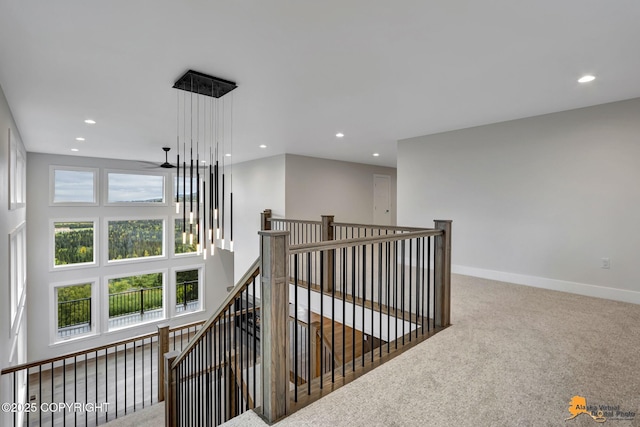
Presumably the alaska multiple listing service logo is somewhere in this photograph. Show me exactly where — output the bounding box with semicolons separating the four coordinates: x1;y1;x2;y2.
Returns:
565;396;636;423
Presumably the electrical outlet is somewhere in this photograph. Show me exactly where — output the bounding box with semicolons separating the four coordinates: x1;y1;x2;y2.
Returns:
601;258;610;269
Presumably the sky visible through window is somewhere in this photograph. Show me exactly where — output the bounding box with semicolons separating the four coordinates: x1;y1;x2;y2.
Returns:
108;173;164;203
54;170;95;203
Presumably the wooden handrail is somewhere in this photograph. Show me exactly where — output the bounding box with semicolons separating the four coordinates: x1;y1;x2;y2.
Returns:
0;320;203;376
332;222;434;232
289;229;442;254
268;218;322;225
171;257;261;368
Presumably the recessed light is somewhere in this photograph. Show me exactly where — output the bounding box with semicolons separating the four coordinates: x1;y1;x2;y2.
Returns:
578;75;596;83
84;119;96;124
201;160;207;164
259;144;267;148
336;133;344;138
372;153;380;157
76;137;85;141
71;148;79;152
225;153;231;157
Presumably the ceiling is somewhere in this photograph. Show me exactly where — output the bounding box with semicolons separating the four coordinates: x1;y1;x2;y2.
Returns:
1;1;639;168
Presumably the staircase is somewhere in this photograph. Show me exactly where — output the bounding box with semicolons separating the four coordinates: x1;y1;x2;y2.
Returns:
0;211;451;427
164;211;452;426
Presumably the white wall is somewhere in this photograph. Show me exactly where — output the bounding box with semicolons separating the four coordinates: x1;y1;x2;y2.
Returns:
398;98;640;304
285;154;397;224
26;153;234;361
0;84;28;424
232;154;286;278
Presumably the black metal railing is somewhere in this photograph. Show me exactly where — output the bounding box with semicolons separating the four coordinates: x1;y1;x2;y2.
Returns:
108;286;163;319
0;322;203;427
261;209;324;245
287;229;444;405
58;297;92;328
176;280;198;311
167;211;451;425
167;259;261;427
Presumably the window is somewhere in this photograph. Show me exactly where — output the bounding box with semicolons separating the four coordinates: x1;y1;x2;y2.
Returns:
174;217;198;255
9;129;27;209
50;166;98;205
52;220;97;269
174;267;203;315
173;174;199;205
107;218;165;262
107;171;165;204
53;280;97;341
107;271;165;329
9;223;27;327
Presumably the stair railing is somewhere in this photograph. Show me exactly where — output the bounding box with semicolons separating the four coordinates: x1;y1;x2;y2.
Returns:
164;258;261;427
258;212;451;423
0;321;202;427
166;211;451;426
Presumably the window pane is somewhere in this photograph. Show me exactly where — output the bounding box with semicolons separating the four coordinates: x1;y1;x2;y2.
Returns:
54;221;95;266
108;273;164;328
108;219;164;261
174;218;197;254
176;269;199;313
174;175;199;204
54;170;95;203
57;283;92;339
108;173;164;203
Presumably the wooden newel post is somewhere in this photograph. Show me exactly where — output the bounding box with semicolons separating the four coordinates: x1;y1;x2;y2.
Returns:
321;215;335;292
434;220;452;327
259;230;290;423
261;209;272;231
164;350;180;427
157;324;170;402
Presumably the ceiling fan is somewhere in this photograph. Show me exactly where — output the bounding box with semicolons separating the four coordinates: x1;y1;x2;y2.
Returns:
139;147;177;169
158;147;176;168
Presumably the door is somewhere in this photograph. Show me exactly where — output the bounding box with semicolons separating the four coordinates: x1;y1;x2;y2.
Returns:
373;174;391;225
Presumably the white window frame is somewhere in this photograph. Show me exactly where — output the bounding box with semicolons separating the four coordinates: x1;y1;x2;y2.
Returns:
50;218;99;271
9;128;27;210
172;215;202;258
9;222;27;329
104;216;167;265
105;169;167;206
170;264;205;318
49;165;99;206
103;269;167;332
50;278;99;345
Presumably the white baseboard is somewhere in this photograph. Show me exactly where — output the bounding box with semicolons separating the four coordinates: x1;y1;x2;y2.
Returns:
452;264;640;305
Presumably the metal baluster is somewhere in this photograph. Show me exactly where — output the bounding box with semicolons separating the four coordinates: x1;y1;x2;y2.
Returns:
378;242;383;357
351;245;356;371
307;252;312;395
342;247;346;377
409;239;413;342
394;240;398;349
294;256;299;401
401;240;406;345
319;250;324;389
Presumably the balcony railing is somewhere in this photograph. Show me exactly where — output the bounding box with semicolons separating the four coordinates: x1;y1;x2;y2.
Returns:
57;284;201;338
109;286;163;319
1;322;204;427
165;210;451;426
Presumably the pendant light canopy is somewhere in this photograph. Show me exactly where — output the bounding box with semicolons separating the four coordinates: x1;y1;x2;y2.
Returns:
173;70;237;258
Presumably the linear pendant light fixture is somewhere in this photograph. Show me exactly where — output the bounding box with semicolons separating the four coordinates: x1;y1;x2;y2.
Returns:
173;70;237;258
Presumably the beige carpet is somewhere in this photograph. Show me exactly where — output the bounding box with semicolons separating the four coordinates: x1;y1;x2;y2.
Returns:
273;274;640;427
112;274;640;426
